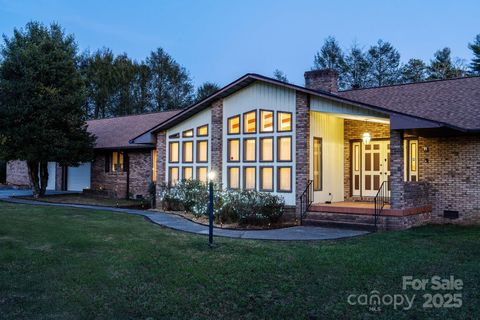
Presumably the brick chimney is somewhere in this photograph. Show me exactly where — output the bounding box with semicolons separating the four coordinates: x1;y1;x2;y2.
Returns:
304;69;338;93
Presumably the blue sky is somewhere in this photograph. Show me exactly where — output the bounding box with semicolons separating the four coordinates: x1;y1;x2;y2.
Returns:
1;0;479;87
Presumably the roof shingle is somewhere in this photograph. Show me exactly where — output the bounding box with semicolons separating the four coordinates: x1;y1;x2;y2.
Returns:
338;76;480;131
86;110;180;149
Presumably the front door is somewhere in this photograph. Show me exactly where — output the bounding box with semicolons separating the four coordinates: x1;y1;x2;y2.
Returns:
352;140;390;197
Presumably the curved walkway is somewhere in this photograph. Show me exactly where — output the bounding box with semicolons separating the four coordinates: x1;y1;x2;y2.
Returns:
0;196;370;241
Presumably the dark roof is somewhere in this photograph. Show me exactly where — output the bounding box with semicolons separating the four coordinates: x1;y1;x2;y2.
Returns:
87;110;180;149
338;76;480;131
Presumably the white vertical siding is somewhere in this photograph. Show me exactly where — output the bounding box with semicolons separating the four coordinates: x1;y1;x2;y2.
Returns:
222;82;297;205
310;111;344;203
311;96;387;118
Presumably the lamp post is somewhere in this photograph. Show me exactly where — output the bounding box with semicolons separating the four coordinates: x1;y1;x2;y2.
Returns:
207;170;215;246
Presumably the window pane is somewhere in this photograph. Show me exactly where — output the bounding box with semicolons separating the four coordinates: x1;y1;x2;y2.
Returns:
228;139;240;162
228;116;240;134
183;141;193;163
243;111;256;133
244;167;256;190
197;167;208;183
183;167;193;180
410;142;417;172
183;129;194;137
152;150;157;182
278;167;292;192
244;139;256;162
197;125;208;136
169;142;179;163
278;137;292;161
111;151;124;172
228;167;240;189
197;141;208;162
169;167;179;186
260;110;273;132
260;138;273;161
278;112;292;131
313;138;322;191
260;167;273;191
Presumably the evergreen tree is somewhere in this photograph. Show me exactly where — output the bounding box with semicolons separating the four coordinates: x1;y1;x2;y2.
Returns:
273;69;288;82
131;62;152;114
313;36;345;72
343;44;370;89
112;54;137;116
147;48;194;111
427;47;465;80
468;34;480;75
195;82;220;102
366;39;401;86
401;59;427;83
0;22;95;197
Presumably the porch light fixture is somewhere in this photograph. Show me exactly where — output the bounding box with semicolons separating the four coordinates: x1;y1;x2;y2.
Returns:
362;132;371;145
207;171;216;181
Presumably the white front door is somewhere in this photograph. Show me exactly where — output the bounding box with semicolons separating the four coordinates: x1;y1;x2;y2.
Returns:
352;141;390;197
362;141;390;197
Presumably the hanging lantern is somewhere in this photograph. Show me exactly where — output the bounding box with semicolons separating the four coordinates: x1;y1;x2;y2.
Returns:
362;132;371;145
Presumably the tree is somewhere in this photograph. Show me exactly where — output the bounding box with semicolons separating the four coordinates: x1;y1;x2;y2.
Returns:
401;58;427;83
147;48;194;111
273;69;288;82
468;34;480;75
343;44;370;89
80;48;117;118
313;36;345;72
195;82;220;102
112;54;137;116
427;47;465;80
366;39;401;86
0;22;95;197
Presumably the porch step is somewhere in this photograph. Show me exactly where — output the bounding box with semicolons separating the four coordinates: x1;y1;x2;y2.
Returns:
304;211;377;231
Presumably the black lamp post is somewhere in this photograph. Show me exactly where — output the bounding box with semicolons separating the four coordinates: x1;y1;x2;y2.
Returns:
207;171;215;245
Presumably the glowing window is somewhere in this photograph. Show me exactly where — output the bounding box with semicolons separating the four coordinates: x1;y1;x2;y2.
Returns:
260;137;273;162
182;141;193;163
278;112;292;132
169;167;179;186
169;142;179;163
260;167;274;191
260;110;274;133
243;138;256;162
182;129;194;137
227;167;240;189
183;167;193;180
228;116;240;134
278;167;292;192
243;167;256;190
111;151;125;172
197;140;208;163
277;136;292;161
197;125;208;136
228;139;240;162
243;111;256;133
196;167;208;183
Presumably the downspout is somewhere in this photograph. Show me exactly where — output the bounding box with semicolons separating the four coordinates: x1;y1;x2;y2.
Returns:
125;152;130;199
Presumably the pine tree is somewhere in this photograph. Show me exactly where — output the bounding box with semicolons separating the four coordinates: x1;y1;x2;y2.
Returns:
366;39;401;86
273;69;288;82
468;34;480;75
195;82;220;102
427;47;465;80
401;59;427;83
313;36;345;72
0;22;95;197
343;44;370;89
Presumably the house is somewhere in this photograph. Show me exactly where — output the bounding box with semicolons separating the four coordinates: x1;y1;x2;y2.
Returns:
6;69;480;229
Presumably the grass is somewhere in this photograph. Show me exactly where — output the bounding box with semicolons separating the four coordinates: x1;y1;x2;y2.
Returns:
0;202;479;319
17;193;148;209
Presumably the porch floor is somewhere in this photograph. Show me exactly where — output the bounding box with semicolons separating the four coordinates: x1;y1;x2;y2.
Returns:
310;201;430;217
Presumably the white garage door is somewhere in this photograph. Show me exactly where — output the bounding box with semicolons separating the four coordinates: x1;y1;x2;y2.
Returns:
67;162;91;191
46;162;56;190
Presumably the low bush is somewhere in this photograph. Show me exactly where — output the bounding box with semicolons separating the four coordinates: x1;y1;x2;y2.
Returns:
158;180;285;225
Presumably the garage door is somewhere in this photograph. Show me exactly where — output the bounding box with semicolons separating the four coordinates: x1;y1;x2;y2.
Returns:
67;162;91;191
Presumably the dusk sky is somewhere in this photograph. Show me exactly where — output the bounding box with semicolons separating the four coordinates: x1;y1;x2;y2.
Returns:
1;0;479;87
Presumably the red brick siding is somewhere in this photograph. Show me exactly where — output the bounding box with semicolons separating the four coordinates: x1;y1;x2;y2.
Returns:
295;92;310;216
211;100;223;183
155;132;167;206
128;151;153;198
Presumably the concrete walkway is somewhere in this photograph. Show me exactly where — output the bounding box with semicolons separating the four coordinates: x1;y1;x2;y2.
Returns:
0;195;370;241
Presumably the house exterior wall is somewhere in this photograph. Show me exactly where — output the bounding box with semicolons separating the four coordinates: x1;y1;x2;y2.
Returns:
309;111;344;203
417;135;480;223
91;150;152;199
6;160;30;187
222;82;297;205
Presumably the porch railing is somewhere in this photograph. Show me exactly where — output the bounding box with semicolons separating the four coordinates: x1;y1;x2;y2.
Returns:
374;180;389;231
299;180;313;225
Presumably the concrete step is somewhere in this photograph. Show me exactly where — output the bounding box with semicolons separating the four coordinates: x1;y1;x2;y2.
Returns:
304;211;378;231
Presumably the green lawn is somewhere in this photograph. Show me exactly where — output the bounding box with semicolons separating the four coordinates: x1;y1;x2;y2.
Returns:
0;202;478;319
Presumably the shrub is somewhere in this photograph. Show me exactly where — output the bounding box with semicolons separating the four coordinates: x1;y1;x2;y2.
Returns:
158;181;285;225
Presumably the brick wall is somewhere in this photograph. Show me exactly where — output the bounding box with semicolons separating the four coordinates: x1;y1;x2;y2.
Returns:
295;92;310;216
211;99;223;184
6;160;30;186
343;120;390;199
91;150;152;199
417;135;480;223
